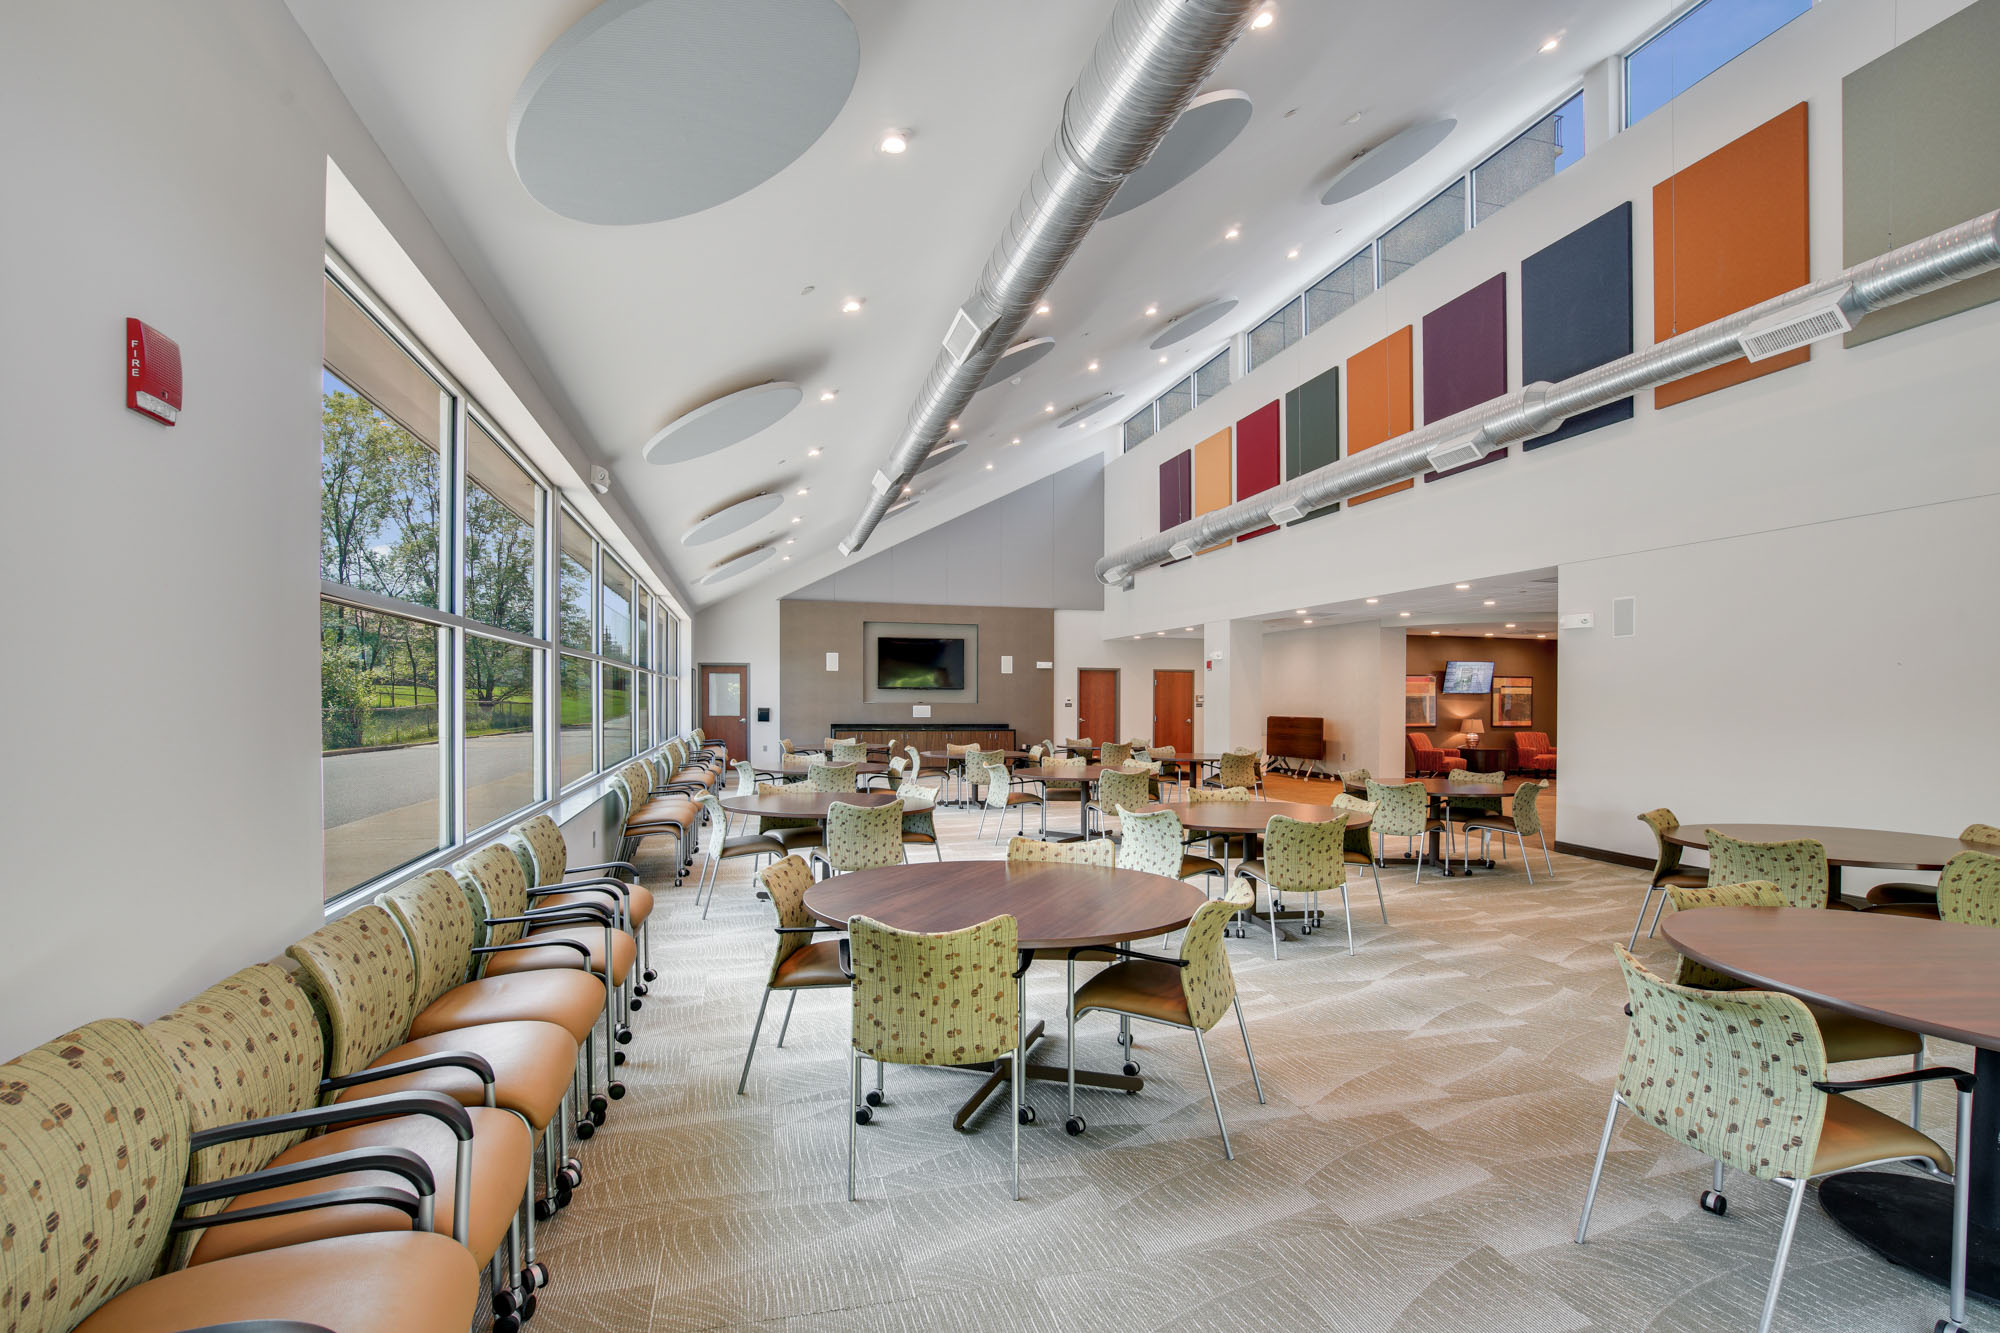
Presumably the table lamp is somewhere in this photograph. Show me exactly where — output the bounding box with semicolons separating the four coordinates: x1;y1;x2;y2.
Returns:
1462;718;1484;747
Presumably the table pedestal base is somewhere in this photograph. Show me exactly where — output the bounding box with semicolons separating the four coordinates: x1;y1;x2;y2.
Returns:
1818;1172;2000;1302
948;1020;1143;1131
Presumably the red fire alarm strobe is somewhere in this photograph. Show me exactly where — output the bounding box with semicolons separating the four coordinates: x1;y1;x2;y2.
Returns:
126;318;182;425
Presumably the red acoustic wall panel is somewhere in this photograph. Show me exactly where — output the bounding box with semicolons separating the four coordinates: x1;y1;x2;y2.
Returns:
1234;400;1281;542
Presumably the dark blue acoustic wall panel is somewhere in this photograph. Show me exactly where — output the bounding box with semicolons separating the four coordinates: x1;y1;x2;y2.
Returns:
1521;201;1633;451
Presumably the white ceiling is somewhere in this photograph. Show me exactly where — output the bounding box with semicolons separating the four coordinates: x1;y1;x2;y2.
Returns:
286;0;1681;608
1115;566;1559;641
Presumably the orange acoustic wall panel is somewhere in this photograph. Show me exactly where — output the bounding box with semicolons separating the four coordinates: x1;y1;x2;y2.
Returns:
1346;326;1414;504
1192;428;1232;554
1653;102;1810;408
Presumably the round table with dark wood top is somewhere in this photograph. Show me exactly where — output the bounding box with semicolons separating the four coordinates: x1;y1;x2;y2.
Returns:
1339;776;1533;873
715;790;899;820
1662;906;2000;1300
806;860;1208;1130
1009;765;1118;839
919;749;1037;761
1660;822;1988;905
1134;801;1372;939
780;759;893;778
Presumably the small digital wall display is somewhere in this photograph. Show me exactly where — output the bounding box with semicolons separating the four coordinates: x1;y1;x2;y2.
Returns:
1440;660;1495;694
875;637;967;691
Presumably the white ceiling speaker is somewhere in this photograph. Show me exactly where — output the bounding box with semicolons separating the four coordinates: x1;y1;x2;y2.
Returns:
1149;298;1237;349
1102;90;1253;219
976;337;1057;391
680;490;784;545
643;381;801;464
508;0;860;224
1320;119;1457;207
589;465;611;494
913;439;968;473
697;544;777;586
1057;393;1123;429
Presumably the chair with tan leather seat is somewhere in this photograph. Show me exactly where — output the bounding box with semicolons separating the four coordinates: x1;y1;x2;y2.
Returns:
813;798;906;877
977;759;1043;841
691;791;780;917
1866;822;2000;911
1065;884;1264;1156
753;778;826;859
1099;741;1133;767
961;747;1000;805
1455;778;1552;881
1577;946;1974;1333
1330;791;1387;911
614;761;697;883
738;856;851;1095
1;1019;482;1333
1113;805;1224;898
379;868;613;1135
1038;755;1091;831
1203;748;1260;795
1364;779;1444;882
507;812;657;998
1235;813;1357;958
1183;784;1256;865
144;965;539;1330
895;774;946;861
1630;807;1709;946
1708;830;1832;906
1089;766;1152;839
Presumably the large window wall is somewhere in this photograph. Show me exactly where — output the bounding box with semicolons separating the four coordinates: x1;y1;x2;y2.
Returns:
320;259;680;905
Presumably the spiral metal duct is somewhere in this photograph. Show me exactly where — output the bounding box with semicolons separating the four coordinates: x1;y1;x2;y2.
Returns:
1095;209;2000;586
838;0;1258;557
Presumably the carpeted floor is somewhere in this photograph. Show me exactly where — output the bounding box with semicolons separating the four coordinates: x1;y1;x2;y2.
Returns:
531;784;1990;1333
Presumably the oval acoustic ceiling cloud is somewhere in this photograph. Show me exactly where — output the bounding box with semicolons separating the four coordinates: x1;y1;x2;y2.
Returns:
681;490;784;545
509;0;861;224
976;337;1056;392
1058;393;1122;429
643;381;802;464
913;439;968;473
698;544;778;586
1320;119;1457;207
1101;90;1253;219
1149;298;1236;350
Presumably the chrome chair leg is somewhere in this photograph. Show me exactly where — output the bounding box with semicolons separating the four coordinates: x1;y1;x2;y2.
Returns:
1233;996;1265;1105
1947;1082;1974;1332
1191;1026;1232;1160
738;989;772;1094
1755;1179;1808;1333
1629;887;1660;950
1575;1090;1622;1243
776;991;798;1047
1339;883;1355;955
1648;890;1670;937
847;1049;862;1202
1369;859;1388;923
1539;829;1554;875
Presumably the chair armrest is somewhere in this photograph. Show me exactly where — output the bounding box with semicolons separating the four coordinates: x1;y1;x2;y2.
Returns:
566;860;639;876
551;875;637;896
491;904;613;927
173;1183;426;1234
178;1145;434;1225
1013;949;1035;979
1816;1066;1975;1095
1068;944;1188;967
774;924;845;935
528;884;622;906
322;1050;496;1108
838;938;854;979
471;938;592;963
189;1090;472;1152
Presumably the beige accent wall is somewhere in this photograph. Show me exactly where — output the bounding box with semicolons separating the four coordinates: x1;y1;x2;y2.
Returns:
1404;635;1558;762
777;600;1055;746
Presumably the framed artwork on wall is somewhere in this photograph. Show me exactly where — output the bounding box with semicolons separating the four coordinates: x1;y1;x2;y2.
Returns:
1493;676;1533;727
1405;674;1438;727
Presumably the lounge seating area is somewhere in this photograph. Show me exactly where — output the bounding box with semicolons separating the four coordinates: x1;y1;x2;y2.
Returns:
14;1;2000;1330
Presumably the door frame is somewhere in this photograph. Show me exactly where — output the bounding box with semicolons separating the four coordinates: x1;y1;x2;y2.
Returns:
1152;668;1195;752
696;662;751;758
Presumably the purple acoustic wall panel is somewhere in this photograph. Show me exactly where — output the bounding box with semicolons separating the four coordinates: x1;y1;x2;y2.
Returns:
1421;272;1508;481
1522;202;1634;450
1158;449;1192;561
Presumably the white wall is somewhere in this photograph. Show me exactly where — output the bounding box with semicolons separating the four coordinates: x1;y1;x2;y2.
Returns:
1052;612;1207;751
1262;624;1409;777
1560;494;2000;876
692;594;785;763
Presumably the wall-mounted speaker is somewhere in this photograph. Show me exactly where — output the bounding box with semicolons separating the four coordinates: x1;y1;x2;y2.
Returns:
1612;597;1637;638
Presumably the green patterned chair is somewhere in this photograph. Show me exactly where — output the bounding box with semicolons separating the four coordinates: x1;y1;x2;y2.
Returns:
1007;834;1115;868
1577;946;1972;1333
1114;805;1224;895
1708;830;1829;907
506;812;654;993
1330;793;1388;912
1340;768;1370;787
1184;784;1256;862
1867;823;2000;910
813;798;907;876
143;964;534;1298
845;913;1026;1200
807;760;859;793
943;741;976;803
691;792;779;917
978;760;1044;841
1442;768;1503;860
1099;741;1133;767
756;779;825;857
1938;849;2000;926
1455;779;1552;881
1235;814;1366;957
1067;885;1264;1157
962;747;1000;803
830;742;871;764
0;1019;481;1333
1091;766;1153;837
1064;736;1093;756
1631;808;1709;946
739;856;852;1096
614;761;696;883
1040;756;1091;824
1365;779;1443;882
896;775;946;860
1205;748;1260;793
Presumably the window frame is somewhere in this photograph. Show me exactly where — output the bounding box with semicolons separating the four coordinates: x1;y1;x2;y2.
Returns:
1622;0;1815;128
1469;86;1586;223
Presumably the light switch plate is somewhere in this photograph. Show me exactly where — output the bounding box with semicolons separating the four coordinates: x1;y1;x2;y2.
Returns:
825;652;840;670
1000;655;1013;674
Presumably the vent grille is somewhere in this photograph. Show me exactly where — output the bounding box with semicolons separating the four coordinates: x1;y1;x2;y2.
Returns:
1425;439;1485;472
942;308;983;364
1737;288;1853;362
1612;597;1636;638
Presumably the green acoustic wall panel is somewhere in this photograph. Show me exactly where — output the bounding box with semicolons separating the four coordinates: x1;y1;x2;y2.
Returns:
1281;365;1340;525
1843;0;2000;347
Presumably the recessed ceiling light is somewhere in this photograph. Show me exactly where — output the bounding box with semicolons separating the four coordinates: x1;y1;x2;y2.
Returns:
795;487;809;496
1431;630;1440;636
1540;36;1560;52
1286;248;1300;259
1399;611;1411;617
1537;634;1547;639
1454;583;1470;590
1144;304;1159;317
947;419;959;430
1044;403;1055;413
1184;626;1194;632
1505;623;1516;629
878;130;909;154
1158;354;1168;363
1036;303;1051;316
1344;111;1364;125
1133;635;1142;640
985;462;994;469
791;515;802;523
1302;619;1313;625
1155;630;1165;636
841;298;863;313
1485;632;1494;637
902;485;912;494
1010;437;1021;445
785;538;795;545
1224;226;1240;240
1483;599;1496;606
1365;597;1379;604
807;447;821;457
819;389;838;402
1250;7;1275;30
782;554;791;560
1087;361;1099;372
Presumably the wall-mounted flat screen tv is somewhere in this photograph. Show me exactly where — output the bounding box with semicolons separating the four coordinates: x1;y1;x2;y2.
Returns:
1440;660;1495;694
875;636;967;690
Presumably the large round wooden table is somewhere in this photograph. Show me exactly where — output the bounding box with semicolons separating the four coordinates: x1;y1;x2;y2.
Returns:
1340;776;1532;874
1009;765;1119;840
806;859;1207;1131
1660;822;1988;905
715;790;898;820
1663;906;2000;1298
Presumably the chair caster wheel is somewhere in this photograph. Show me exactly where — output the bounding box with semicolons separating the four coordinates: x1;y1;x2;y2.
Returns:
613;1050;627;1066
644;969;658;982
864;1089;885;1107
1065;1115;1086;1136
535;1197;558;1221
608;1081;627;1099
588;1094;608;1118
1018;1105;1037;1125
1699;1190;1727;1216
1936;1320;1968;1333
519;1292;537;1322
494;1316;520;1333
1122;1061;1141;1077
633;983;649;997
855;1106;873;1125
557;1165;582;1192
616;1026;633;1044
554;1182;572;1210
574;1118;595;1140
629;997;644;1012
524;1262;550;1290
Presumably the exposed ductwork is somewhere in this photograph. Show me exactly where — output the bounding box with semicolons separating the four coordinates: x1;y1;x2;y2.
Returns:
838;0;1259;558
1097;209;2000;586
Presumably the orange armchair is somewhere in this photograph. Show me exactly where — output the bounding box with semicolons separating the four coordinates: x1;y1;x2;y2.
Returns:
1512;731;1557;775
1406;733;1466;776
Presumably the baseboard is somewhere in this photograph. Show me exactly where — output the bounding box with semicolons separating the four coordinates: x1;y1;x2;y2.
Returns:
1553;840;1652;870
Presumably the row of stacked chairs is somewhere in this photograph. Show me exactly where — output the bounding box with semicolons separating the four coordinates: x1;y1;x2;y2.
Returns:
0;732;726;1333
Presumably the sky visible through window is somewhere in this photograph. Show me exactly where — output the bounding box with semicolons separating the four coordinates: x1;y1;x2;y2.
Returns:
1627;0;1813;125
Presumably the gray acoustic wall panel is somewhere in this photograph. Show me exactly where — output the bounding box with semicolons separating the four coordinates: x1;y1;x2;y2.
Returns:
1843;0;2000;346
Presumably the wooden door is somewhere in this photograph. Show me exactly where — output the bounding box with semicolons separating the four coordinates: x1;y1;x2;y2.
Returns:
1076;668;1118;747
1153;670;1194;752
698;664;749;760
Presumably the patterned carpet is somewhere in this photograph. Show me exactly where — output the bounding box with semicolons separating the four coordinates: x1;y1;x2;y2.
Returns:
531;783;1992;1333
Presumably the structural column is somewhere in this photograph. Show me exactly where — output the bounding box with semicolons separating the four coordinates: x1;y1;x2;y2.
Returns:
1201;619;1266;755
